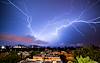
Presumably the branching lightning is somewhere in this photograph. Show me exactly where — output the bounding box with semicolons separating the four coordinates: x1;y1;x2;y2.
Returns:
8;0;27;16
66;0;100;36
55;21;100;36
37;0;100;40
8;0;35;37
7;0;100;42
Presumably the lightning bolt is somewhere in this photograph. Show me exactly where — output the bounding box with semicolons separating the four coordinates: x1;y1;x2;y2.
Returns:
69;0;100;36
74;0;100;21
55;20;100;35
7;0;100;42
35;0;100;41
7;0;35;36
38;0;100;38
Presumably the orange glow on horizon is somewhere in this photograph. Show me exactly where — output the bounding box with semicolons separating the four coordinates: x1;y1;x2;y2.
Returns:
0;34;32;42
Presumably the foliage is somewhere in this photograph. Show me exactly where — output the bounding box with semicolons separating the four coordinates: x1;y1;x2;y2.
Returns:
75;56;98;63
0;51;21;63
74;46;100;63
31;51;40;56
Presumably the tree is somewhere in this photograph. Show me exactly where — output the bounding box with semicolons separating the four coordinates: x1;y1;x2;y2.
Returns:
75;56;98;63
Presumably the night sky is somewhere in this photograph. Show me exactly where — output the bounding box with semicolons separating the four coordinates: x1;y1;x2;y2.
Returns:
0;0;100;47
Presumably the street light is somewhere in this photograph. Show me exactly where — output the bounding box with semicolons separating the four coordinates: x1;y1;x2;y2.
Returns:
1;46;5;49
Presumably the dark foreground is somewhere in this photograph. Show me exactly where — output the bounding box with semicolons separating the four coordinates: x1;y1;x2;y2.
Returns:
0;45;100;63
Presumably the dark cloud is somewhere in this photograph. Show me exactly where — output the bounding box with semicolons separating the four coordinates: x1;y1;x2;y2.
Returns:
56;22;100;46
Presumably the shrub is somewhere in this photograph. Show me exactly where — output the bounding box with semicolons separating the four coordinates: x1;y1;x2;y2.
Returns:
76;56;98;63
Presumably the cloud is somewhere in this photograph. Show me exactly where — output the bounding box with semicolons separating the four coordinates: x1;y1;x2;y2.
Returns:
0;34;48;46
55;22;100;46
0;34;32;42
